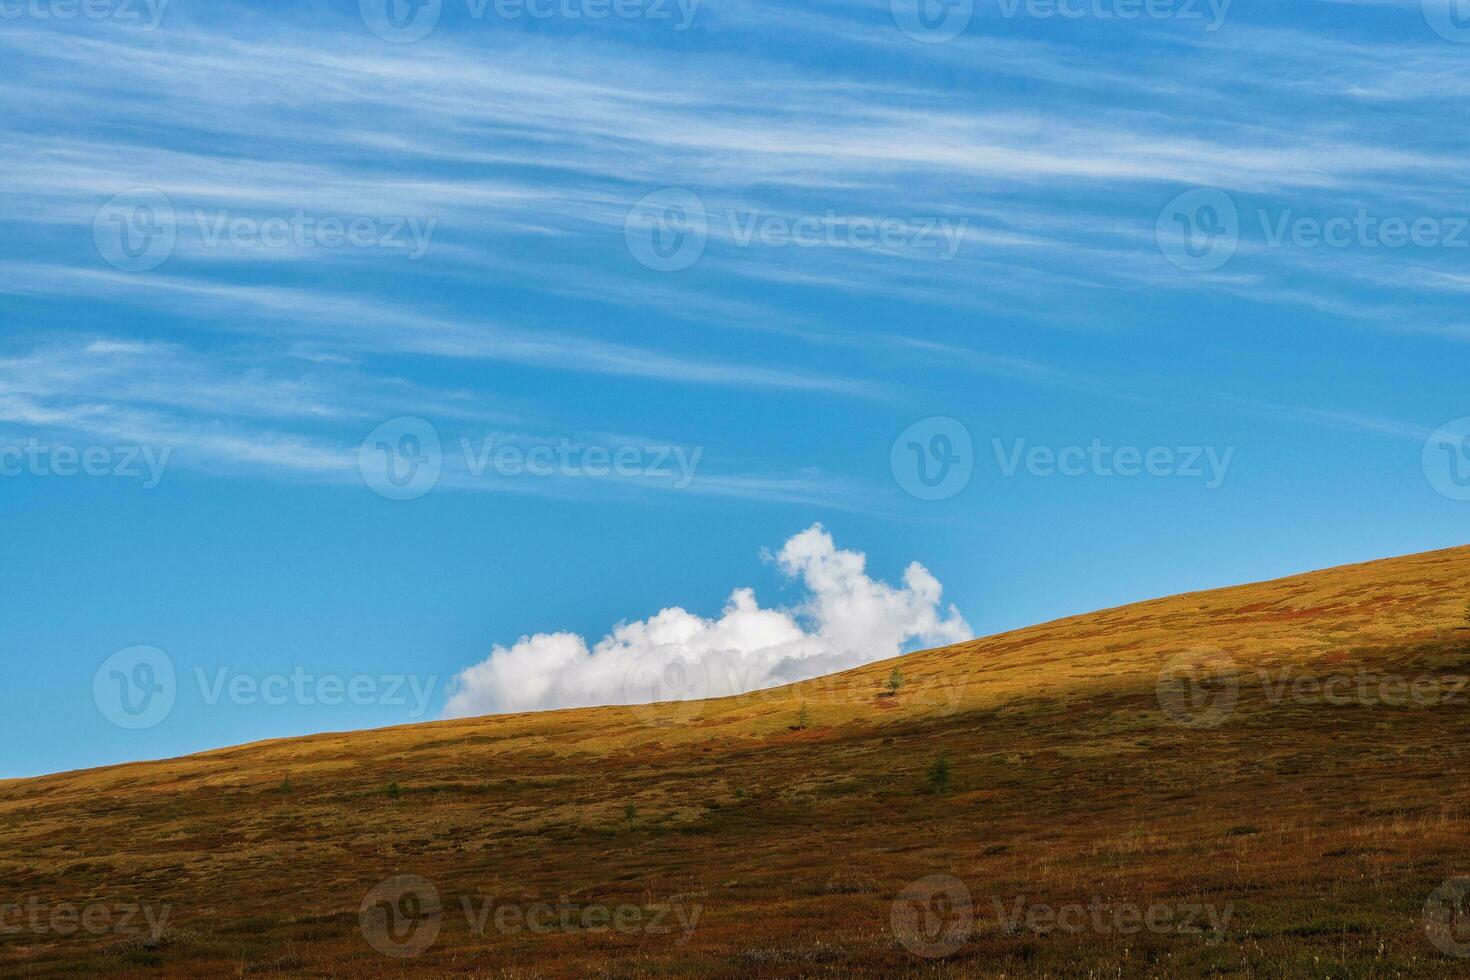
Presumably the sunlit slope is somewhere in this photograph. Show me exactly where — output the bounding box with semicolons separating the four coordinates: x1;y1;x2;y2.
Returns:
5;545;1470;977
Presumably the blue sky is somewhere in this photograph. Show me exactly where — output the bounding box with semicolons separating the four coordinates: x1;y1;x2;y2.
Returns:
2;0;1468;778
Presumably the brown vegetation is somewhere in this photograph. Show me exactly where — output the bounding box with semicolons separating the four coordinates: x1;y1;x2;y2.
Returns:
5;546;1470;976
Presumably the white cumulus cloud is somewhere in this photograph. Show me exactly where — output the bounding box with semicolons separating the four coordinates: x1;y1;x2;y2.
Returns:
442;524;971;718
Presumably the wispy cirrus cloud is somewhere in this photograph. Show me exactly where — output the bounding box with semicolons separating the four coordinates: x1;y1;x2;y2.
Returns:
0;334;874;507
1;264;876;396
4;10;1467;343
0;2;1459;512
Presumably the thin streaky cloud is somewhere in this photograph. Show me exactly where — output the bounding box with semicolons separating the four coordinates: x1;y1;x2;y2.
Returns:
1;265;877;397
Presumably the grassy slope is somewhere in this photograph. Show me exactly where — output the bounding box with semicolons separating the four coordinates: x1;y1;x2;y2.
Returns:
5;545;1470;977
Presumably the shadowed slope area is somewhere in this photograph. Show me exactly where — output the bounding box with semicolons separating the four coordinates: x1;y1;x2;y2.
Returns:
5;546;1470;976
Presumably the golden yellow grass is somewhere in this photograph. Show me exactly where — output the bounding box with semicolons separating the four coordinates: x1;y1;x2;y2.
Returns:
5;545;1470;976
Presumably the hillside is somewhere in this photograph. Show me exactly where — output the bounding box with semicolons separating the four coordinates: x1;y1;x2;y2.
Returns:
5;546;1470;977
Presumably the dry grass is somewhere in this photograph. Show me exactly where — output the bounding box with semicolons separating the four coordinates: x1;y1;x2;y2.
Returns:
4;546;1470;976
